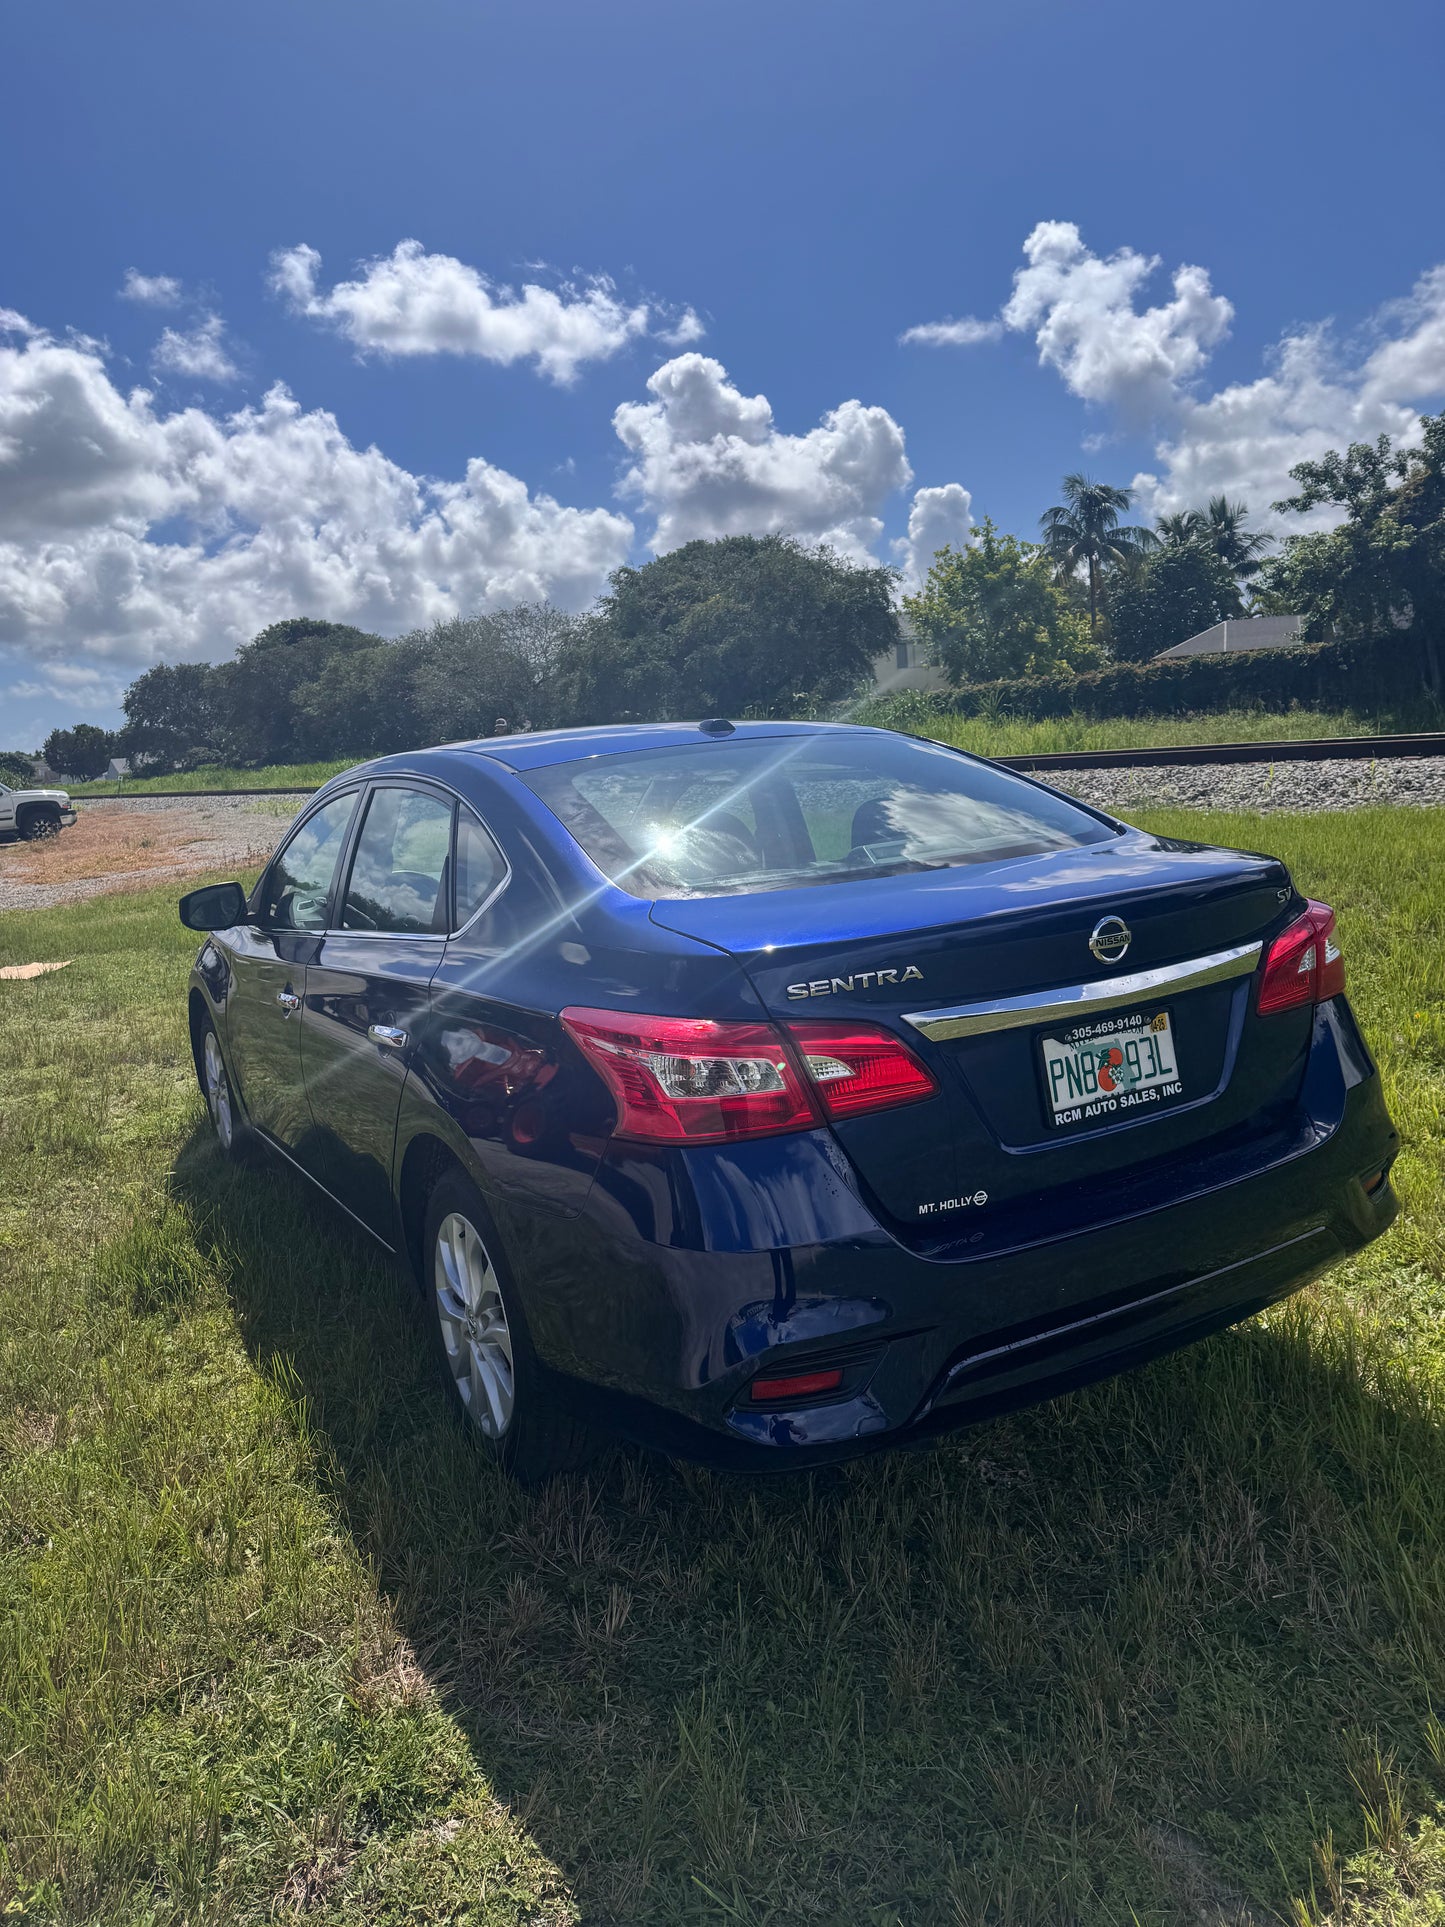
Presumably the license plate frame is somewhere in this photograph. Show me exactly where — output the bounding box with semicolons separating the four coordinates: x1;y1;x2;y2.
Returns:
1038;1004;1185;1131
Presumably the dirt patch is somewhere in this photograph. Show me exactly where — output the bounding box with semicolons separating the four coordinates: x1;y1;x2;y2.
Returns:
0;960;71;979
0;799;284;912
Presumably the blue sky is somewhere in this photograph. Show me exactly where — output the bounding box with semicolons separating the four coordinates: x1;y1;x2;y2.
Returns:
3;0;1444;747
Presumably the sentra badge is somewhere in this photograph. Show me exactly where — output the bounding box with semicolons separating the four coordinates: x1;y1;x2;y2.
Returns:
786;964;924;1000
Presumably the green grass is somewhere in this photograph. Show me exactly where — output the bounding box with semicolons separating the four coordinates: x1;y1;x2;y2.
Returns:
67;759;359;797
862;704;1426;760
4;811;1445;1923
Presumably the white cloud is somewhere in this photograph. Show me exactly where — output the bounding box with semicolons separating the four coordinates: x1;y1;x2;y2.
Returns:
900;315;1002;348
0;317;634;698
1133;264;1445;520
916;219;1445;523
152;313;239;383
894;483;975;588
272;239;701;385
1000;220;1233;422
613;353;915;560
120;269;183;307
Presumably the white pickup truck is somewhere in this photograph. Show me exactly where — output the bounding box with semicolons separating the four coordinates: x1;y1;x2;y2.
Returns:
0;779;79;841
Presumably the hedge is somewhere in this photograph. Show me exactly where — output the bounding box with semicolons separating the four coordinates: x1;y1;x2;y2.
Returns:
925;630;1442;723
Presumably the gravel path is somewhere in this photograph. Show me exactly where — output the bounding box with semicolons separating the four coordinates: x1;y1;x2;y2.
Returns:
0;796;298;914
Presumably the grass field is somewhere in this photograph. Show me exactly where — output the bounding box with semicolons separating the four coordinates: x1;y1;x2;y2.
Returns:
4;809;1445;1923
67;758;356;797
60;706;1434;797
866;706;1427;760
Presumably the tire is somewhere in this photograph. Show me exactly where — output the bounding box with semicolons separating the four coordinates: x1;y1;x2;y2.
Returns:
19;809;60;841
198;1018;254;1163
422;1168;595;1482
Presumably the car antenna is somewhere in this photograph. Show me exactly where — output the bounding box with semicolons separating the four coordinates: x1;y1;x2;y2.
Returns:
698;718;735;736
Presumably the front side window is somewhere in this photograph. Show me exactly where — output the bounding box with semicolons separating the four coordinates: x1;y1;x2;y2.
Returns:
522;732;1116;899
341;787;454;934
258;792;359;930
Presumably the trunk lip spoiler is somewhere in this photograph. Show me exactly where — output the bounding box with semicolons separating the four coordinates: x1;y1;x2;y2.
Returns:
902;940;1264;1042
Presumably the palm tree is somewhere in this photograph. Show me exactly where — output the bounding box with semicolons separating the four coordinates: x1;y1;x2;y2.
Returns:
1155;509;1206;547
1201;494;1273;582
1040;475;1155;634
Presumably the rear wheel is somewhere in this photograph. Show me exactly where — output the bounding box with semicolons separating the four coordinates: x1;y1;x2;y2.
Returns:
423;1169;594;1482
19;808;60;841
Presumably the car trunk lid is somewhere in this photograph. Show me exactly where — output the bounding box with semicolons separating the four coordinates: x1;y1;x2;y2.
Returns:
650;831;1302;1228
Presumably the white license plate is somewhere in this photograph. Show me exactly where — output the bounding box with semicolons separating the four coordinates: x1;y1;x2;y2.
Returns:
1041;1007;1182;1128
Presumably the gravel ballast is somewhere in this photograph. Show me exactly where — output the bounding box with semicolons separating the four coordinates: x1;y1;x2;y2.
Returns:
1049;754;1445;817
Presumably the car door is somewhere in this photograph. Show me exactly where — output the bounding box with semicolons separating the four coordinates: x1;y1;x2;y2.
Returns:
222;789;361;1149
297;781;456;1240
0;786;15;837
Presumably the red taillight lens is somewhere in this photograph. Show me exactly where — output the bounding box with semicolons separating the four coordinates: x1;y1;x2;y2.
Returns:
561;1007;820;1143
750;1366;844;1403
1257;899;1345;1015
783;1019;938;1120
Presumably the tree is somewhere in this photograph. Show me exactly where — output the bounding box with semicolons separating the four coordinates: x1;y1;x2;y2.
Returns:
290;606;578;756
1155;510;1206;548
1201;494;1273;586
1039;475;1155;635
555;536;899;723
1106;543;1238;664
1260;413;1445;695
42;723;115;780
211;618;383;764
903;520;1098;684
119;661;220;771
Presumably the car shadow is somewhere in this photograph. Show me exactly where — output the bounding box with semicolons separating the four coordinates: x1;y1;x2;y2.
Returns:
170;1123;1445;1923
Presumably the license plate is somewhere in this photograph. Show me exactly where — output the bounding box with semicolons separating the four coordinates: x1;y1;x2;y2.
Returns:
1040;1007;1183;1129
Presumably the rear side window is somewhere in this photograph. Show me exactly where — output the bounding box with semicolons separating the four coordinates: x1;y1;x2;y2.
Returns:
258;792;358;930
454;808;507;924
521;732;1115;899
341;787;454;933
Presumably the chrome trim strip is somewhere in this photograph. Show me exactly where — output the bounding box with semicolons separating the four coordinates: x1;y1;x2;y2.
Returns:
901;940;1263;1042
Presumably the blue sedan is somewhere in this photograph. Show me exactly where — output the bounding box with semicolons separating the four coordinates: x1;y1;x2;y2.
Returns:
180;720;1399;1479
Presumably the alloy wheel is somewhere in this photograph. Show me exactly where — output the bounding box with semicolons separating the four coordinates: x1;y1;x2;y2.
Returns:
434;1210;515;1438
203;1029;234;1152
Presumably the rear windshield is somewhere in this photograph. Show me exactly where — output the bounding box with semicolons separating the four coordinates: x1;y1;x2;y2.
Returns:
520;732;1116;899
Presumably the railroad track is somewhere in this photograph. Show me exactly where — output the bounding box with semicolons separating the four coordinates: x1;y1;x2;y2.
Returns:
68;731;1445;800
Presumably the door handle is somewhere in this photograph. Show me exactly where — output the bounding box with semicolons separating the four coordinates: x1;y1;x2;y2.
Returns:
275;989;300;1015
368;1024;408;1050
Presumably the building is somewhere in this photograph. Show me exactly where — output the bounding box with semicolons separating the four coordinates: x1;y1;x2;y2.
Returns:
1154;615;1302;660
867;618;949;696
104;757;132;782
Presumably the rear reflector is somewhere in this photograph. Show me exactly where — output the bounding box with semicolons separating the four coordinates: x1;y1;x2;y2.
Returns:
783;1019;937;1120
750;1366;844;1403
1257;899;1345;1015
560;1008;820;1143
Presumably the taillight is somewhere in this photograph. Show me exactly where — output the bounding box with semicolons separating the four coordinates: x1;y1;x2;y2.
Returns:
783;1019;938;1119
561;1008;939;1142
560;1008;820;1143
1257;900;1345;1015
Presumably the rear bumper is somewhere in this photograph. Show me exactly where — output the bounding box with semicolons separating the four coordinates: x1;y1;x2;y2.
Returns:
513;1000;1399;1468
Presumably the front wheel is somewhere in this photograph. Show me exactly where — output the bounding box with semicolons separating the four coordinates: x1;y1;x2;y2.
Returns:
19;810;60;841
422;1169;594;1482
199;1020;253;1162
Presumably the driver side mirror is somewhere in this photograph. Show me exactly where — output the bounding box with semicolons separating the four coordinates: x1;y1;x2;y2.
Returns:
179;881;249;931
